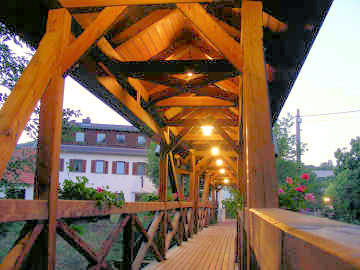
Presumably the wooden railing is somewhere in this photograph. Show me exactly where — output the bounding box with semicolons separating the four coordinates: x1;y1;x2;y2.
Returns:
0;200;217;269
236;208;360;270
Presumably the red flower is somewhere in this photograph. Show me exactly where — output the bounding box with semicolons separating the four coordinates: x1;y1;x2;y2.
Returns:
96;187;104;192
278;188;285;194
295;185;306;193
301;173;309;181
173;192;178;200
285;177;293;185
304;193;315;201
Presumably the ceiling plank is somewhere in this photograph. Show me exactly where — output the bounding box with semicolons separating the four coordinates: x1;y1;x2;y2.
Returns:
112;9;173;44
154;96;235;108
177;3;243;72
59;0;216;8
165;119;238;127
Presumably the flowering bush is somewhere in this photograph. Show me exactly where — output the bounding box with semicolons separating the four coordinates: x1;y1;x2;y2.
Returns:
278;173;316;212
59;176;125;209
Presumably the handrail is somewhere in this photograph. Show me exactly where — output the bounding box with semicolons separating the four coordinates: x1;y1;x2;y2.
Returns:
0;199;216;223
238;208;360;270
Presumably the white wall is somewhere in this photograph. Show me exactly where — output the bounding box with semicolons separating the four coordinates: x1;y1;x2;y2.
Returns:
59;152;156;202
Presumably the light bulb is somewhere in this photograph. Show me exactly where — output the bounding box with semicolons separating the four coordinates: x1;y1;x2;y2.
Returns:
219;168;225;174
201;125;214;136
216;159;223;166
224;178;229;184
211;147;219;156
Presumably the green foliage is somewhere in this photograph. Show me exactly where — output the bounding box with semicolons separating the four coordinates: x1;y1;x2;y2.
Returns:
324;137;360;224
59;176;125;209
272;113;307;160
137;190;178;202
146;142;159;188
0;23;31;90
221;187;243;218
278;174;317;211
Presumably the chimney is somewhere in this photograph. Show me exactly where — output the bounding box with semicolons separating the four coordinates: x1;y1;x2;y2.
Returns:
82;117;91;124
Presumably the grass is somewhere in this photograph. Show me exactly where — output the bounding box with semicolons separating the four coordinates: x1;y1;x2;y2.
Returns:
0;214;156;269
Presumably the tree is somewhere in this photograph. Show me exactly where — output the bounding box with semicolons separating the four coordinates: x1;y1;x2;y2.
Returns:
272;113;309;185
325;137;360;224
0;23;81;196
146;142;160;188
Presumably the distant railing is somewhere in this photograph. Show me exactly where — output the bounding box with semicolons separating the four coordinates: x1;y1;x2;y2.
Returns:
0;199;217;269
237;208;360;270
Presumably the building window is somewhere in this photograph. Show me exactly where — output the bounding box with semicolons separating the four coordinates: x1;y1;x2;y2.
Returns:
96;161;104;173
112;161;128;175
137;135;146;145
116;134;126;143
59;159;64;171
97;133;106;144
91;160;108;174
75;132;85;143
133;162;146;176
70;159;86;172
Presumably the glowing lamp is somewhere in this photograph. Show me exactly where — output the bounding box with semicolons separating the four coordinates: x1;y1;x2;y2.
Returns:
201;125;214;136
216;159;223;166
224;178;229;184
219;168;225;174
323;196;331;203
211;147;220;156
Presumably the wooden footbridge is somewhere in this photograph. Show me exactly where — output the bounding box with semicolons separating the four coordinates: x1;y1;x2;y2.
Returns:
1;0;360;269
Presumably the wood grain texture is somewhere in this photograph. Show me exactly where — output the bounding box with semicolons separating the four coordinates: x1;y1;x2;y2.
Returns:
0;9;71;179
144;220;237;270
241;1;278;208
177;3;243;72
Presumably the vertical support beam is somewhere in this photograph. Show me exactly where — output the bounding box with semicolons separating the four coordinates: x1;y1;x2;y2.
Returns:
241;0;278;208
0;8;71;179
123;215;135;270
201;173;210;201
22;8;71;270
159;128;169;258
188;149;196;236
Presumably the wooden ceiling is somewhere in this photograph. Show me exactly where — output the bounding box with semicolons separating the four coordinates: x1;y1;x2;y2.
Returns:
0;0;333;184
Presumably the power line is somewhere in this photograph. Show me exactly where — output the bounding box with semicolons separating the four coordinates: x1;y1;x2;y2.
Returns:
301;109;360;118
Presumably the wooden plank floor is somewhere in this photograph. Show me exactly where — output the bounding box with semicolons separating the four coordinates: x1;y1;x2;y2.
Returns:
145;220;237;270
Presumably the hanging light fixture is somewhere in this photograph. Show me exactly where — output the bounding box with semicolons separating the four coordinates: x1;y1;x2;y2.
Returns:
224;178;229;184
216;159;223;166
211;146;219;156
219;168;225;174
201;125;214;136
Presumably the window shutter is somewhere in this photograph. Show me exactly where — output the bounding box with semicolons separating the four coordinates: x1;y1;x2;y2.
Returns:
125;162;129;175
82;160;86;172
60;159;64;171
112;161;117;174
70;159;74;171
91;160;96;173
133;162;137;175
104;161;108;174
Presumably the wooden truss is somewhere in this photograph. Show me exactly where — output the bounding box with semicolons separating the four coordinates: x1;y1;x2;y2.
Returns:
0;1;280;269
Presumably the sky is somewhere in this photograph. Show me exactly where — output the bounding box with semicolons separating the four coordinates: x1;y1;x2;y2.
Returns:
279;0;360;165
9;0;360;166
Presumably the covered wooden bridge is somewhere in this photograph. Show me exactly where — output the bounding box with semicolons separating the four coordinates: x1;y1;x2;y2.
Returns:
1;0;360;269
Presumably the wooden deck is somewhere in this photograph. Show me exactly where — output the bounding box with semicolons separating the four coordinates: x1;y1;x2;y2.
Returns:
145;220;237;270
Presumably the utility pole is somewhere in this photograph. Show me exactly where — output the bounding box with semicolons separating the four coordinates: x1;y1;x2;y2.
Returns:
296;109;302;168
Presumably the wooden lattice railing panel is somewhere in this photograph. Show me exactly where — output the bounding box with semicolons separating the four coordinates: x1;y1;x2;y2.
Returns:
0;201;217;270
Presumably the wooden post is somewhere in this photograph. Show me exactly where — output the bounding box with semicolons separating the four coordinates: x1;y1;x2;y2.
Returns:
123;215;135;269
188;149;197;236
159;130;169;257
16;9;72;270
201;173;211;201
241;0;278;208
